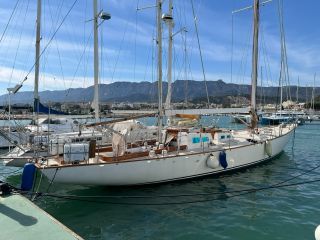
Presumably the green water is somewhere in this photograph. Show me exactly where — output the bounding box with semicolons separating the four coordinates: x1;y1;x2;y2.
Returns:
1;120;320;239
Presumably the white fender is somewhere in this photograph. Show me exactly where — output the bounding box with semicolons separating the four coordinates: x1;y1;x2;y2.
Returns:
315;225;320;240
206;154;220;169
265;140;272;157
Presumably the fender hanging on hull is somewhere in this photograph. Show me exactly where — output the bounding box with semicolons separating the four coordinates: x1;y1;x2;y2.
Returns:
219;151;228;169
265;140;272;157
206;153;220;168
21;163;36;191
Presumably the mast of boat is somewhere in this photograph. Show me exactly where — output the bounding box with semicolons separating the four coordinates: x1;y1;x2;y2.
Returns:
312;73;316;112
250;0;260;129
93;0;100;121
306;84;308;108
33;0;42;156
296;76;299;103
34;0;41;114
278;0;291;115
156;0;163;142
280;64;283;115
164;0;173;112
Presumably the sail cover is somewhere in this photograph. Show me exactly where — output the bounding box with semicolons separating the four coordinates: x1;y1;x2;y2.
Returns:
34;99;67;115
112;129;127;157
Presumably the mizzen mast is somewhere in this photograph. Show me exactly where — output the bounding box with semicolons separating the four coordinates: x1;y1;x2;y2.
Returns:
156;0;163;142
250;0;260;129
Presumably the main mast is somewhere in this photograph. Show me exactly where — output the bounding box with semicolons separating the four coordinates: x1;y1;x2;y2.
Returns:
93;0;100;121
164;0;173;111
34;0;41;112
156;0;163;141
250;0;259;129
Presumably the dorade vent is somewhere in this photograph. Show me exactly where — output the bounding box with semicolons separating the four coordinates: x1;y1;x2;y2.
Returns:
162;13;173;21
99;12;111;20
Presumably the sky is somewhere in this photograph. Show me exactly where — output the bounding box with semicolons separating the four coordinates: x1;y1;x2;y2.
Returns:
0;0;319;96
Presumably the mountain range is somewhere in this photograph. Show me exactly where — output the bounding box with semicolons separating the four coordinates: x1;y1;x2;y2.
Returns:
0;80;318;104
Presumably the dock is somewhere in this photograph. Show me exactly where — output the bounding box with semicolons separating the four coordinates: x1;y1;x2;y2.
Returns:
0;193;83;240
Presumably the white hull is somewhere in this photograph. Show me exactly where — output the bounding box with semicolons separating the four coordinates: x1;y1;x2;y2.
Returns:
40;125;295;186
304;119;320;125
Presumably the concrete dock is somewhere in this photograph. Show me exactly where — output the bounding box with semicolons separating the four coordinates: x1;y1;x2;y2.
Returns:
0;194;83;240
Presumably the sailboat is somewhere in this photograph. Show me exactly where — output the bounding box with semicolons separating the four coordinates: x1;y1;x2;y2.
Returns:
2;0;107;165
34;0;296;186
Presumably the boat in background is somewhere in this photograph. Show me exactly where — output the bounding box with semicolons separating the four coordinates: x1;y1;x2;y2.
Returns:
260;110;305;125
232;114;251;124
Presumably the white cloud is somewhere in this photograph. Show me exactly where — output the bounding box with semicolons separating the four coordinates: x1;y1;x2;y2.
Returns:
0;65;110;95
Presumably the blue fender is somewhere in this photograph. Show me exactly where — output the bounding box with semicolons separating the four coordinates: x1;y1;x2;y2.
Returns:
219;151;228;169
21;163;36;191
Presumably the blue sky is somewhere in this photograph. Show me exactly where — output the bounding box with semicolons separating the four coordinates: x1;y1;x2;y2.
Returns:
0;0;319;96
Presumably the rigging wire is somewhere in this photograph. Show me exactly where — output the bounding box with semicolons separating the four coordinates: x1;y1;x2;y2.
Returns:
0;0;21;44
41;0;48;90
230;13;234;84
260;24;273;88
82;0;88;89
18;13;37;82
8;0;30;88
277;0;291;102
172;0;185;83
65;28;94;97
184;30;188;105
1;0;24;80
143;31;154;82
111;19;129;82
190;0;210;107
183;2;188;105
150;7;157;104
47;0;66;90
234;16;252;99
99;3;104;86
21;0;79;85
173;0;195;99
133;0;140;82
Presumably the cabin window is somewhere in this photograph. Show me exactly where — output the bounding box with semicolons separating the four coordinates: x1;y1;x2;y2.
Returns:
226;135;231;139
192;137;200;143
220;135;225;140
42;119;62;124
202;137;209;142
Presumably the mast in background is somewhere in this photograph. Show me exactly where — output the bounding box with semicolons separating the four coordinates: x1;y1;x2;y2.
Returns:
296;76;299;103
312;73;316;112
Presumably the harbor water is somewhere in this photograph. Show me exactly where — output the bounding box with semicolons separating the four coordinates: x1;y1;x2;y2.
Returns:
1;117;320;239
